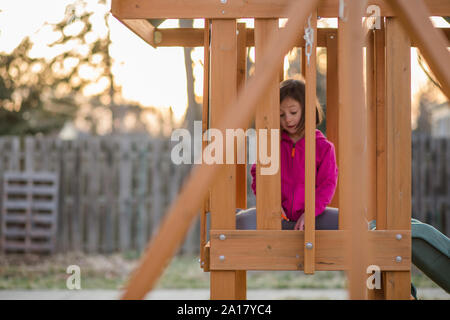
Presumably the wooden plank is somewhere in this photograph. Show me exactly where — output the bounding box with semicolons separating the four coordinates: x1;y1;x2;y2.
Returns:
385;17;412;300
119;19;157;48
121;0;320;300
236;22;247;211
254;18;281;230
127;27;450;48
200;19;210;268
375;23;387;230
371;21;387;299
304;11;318;275
87;138;100;253
338;0;368;300
209;18;244;300
388;0;450;100
118;138;132;251
366;30;377;223
326;30;339;208
100;139;115;253
136;141;149;253
210;230;411;271
111;0;450;19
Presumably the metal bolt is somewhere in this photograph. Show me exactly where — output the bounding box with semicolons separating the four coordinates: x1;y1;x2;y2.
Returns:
220;0;227;3
396;234;402;240
396;256;402;263
221;10;225;14
219;234;226;241
219;255;225;261
330;35;335;39
305;242;313;250
295;254;300;259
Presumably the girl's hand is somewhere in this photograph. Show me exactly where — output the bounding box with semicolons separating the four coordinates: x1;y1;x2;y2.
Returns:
294;214;305;230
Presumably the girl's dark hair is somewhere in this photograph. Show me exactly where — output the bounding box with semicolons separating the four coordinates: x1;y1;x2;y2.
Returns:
280;78;323;138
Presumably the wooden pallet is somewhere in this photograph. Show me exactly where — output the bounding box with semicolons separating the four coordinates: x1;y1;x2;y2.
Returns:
1;172;58;254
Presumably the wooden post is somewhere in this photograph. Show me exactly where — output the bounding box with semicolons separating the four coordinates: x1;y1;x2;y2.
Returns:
369;19;388;300
255;18;281;230
200;18;210;269
236;22;248;211
209;19;246;300
384;17;412;300
304;11;317;275
338;1;368;300
325;30;339;208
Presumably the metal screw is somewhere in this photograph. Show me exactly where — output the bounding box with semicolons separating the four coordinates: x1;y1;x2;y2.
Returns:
219;234;226;241
305;242;313;250
219;255;225;261
221;10;225;14
330;35;335;39
295;254;300;259
396;234;402;240
396;256;402;263
220;0;227;3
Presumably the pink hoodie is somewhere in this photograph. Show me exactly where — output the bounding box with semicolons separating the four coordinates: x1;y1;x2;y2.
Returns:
251;129;338;222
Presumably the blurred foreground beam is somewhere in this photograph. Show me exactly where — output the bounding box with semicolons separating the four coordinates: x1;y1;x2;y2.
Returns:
388;0;450;100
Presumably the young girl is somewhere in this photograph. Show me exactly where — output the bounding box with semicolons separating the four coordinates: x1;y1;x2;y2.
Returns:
236;78;339;230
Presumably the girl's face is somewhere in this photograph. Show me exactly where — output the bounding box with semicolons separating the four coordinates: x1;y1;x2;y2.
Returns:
280;97;302;136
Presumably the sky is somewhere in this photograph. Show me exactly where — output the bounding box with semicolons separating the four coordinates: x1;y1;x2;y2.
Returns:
0;0;448;130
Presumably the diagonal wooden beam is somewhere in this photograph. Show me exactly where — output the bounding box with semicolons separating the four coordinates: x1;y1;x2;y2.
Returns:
117;18;158;48
388;0;450;100
121;0;321;300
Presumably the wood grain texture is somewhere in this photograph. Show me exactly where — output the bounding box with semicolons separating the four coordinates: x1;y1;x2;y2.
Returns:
210;230;411;271
255;18;281;230
111;0;450;19
385;17;412;300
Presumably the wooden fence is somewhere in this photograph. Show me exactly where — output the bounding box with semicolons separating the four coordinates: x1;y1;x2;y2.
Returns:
0;134;197;254
0;133;448;255
412;133;450;236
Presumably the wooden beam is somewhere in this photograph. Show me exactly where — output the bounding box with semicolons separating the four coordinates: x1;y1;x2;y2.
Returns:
338;0;368;300
385;17;412;300
254;18;281;230
209;19;245;300
118;19;158;48
210;230;411;271
370;20;388;300
111;0;450;19
236;22;247;210
200;19;210;270
120;0;320;300
387;0;450;100
304;11;318;275
326;30;339;208
115;26;450;48
375;23;387;231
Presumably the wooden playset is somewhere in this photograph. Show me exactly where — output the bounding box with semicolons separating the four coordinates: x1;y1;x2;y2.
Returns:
110;0;450;300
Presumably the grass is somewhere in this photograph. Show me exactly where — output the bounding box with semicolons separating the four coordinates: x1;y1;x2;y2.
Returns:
0;252;440;290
